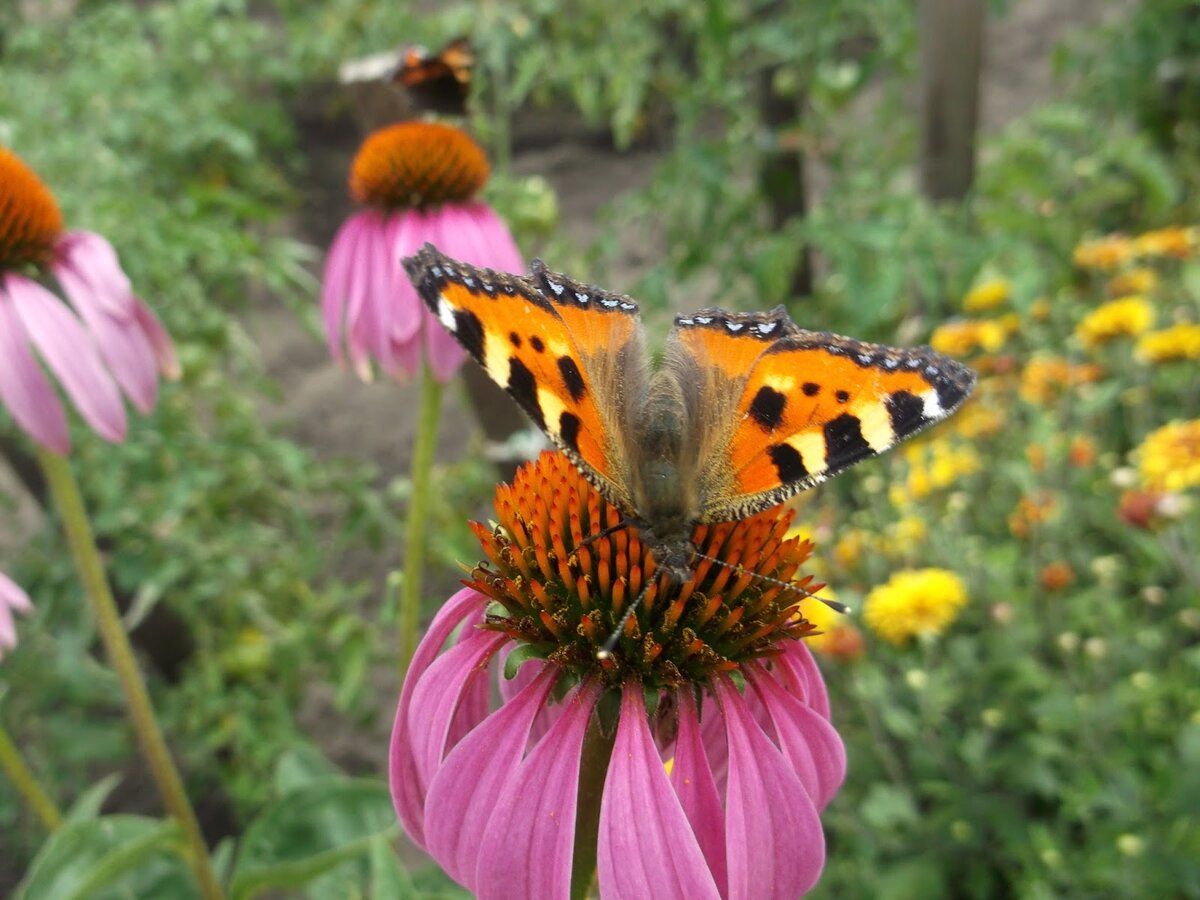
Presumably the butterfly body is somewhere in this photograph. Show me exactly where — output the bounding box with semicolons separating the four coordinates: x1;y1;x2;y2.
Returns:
390;37;474;117
405;245;976;582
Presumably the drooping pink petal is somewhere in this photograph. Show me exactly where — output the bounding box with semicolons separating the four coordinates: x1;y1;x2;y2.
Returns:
343;212;397;379
8;276;126;443
699;692;730;794
390;587;488;847
748;665;846;810
55;232;135;318
475;679;601;900
715;676;825;900
386;210;430;344
0;572;32;659
130;300;180;380
53;256;159;413
421;304;466;383
670;689;728;896
423;665;560;890
598;685;722;900
408;629;509;786
777;641;832;720
321;215;358;365
0;279;70;453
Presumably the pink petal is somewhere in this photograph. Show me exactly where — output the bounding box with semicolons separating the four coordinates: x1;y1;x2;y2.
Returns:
55;232;135;317
424;666;560;889
53;257;159;413
598;685;722;900
0;605;15;653
321;216;359;365
8;277;126;443
386;211;431;344
0;279;70;453
0;572;32;615
475;680;601;900
779;641;832;720
409;629;508;785
670;689;728;896
389;588;488;848
715;676;826;899
130;300;180;380
748;666;846;810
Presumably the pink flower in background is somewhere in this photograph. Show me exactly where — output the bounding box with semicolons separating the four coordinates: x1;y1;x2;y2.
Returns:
390;453;846;898
0;572;33;661
0;147;179;454
321;121;523;382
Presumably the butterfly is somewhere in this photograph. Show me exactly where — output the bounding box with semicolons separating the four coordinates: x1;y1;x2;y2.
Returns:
390;36;474;117
404;244;976;587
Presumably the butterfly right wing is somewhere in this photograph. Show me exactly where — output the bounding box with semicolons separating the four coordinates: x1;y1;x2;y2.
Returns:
404;244;646;513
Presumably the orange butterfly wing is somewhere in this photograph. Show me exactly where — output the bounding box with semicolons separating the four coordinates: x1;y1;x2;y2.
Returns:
668;311;976;522
404;245;646;512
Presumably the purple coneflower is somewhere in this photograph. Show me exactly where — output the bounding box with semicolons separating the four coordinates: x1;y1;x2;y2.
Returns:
321;121;523;382
391;451;846;898
0;572;32;661
0;147;179;455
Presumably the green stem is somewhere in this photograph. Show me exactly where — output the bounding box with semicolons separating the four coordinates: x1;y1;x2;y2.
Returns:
36;449;224;900
0;718;62;832
570;704;617;900
399;363;444;677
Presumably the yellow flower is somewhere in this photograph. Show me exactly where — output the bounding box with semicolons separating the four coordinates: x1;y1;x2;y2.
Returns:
864;568;968;645
890;439;981;506
1134;420;1200;493
833;528;868;569
1106;267;1159;297
1135;323;1200;364
798;587;845;653
880;516;928;558
1019;356;1103;405
963;278;1011;313
1029;298;1052;322
950;400;1004;440
930;319;1006;357
1076;296;1154;349
1133;226;1197;260
1073;235;1134;271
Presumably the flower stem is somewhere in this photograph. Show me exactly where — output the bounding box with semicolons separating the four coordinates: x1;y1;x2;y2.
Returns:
36;449;225;900
399;362;444;677
0;719;61;832
570;705;616;900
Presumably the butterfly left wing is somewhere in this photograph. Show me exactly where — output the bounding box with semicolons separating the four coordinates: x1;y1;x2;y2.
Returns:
391;37;474;115
666;311;977;522
403;245;647;514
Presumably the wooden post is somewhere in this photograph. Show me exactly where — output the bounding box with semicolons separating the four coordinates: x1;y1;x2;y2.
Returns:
918;0;986;200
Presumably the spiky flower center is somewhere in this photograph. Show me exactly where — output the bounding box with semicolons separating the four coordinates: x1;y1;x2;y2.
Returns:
468;451;821;691
349;122;489;210
0;148;64;271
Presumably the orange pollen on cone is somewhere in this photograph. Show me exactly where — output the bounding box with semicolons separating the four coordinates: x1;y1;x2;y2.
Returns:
349;121;489;209
0;148;64;271
467;451;818;690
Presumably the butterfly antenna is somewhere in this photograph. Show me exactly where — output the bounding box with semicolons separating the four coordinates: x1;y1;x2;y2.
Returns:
691;550;851;614
576;518;633;552
595;578;653;660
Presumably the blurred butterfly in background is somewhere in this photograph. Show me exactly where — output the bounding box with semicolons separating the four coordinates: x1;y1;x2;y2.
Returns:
390;36;474;117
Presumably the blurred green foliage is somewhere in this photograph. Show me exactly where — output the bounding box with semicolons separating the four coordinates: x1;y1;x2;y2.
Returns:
1;0;1198;896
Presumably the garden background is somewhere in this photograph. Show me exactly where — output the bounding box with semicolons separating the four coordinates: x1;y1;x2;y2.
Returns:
1;0;1198;897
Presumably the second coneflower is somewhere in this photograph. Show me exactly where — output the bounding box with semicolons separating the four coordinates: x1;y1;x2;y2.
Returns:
321;121;523;383
391;450;846;898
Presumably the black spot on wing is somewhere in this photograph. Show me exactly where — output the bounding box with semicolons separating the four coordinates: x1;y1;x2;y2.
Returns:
835;390;850;404
454;309;486;362
885;390;928;436
530;336;545;353
509;331;522;348
748;386;787;431
557;356;587;402
824;414;873;468
559;411;581;453
768;442;808;483
507;357;545;430
802;382;820;397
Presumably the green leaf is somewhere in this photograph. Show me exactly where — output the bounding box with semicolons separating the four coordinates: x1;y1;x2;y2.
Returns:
231;777;399;900
18;815;195;900
62;774;123;824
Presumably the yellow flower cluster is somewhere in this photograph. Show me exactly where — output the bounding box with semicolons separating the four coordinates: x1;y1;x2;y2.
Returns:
888;439;981;507
1135;323;1200;364
864;568;968;645
1134;419;1200;493
1106;267;1159;297
962;278;1011;313
1073;226;1197;271
930;319;1008;357
1075;296;1154;349
1018;356;1103;405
